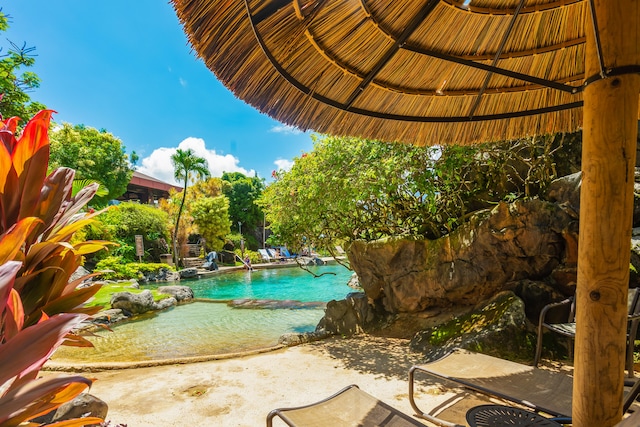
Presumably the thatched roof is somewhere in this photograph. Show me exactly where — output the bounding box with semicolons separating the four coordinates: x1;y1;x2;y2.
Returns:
171;0;597;145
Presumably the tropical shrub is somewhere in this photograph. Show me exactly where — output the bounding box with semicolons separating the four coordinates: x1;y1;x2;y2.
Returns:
87;201;171;263
94;256;173;281
0;110;111;425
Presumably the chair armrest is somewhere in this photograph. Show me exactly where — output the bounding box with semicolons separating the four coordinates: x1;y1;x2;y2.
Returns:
538;297;573;327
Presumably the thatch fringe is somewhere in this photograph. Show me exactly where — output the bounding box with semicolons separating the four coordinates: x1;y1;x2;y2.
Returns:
172;0;594;146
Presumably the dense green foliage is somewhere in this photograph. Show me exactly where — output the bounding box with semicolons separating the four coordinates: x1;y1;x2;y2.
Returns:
0;11;46;122
49;123;134;206
87;202;171;262
94;256;173;281
259;133;580;253
222;172;265;241
171;148;210;265
191;195;232;251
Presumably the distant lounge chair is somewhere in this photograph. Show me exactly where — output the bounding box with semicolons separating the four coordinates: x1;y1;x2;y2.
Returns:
258;248;274;263
267;384;427;426
266;248;279;261
409;348;640;426
280;247;295;259
335;245;346;255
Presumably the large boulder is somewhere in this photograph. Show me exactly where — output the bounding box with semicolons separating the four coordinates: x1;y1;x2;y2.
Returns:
547;168;640;227
546;172;581;216
349;199;574;313
410;291;531;361
110;290;178;314
110;290;156;314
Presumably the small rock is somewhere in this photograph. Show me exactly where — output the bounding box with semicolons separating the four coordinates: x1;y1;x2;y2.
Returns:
157;285;194;302
179;267;199;279
152;297;178;310
91;309;129;325
51;393;108;426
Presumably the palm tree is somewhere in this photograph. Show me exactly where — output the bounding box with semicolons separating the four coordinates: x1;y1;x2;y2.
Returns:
171;148;210;267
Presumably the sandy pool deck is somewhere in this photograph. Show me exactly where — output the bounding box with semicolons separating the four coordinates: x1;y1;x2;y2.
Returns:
45;336;496;426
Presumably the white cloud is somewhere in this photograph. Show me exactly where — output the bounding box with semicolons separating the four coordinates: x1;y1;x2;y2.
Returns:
137;137;253;185
274;158;294;172
269;124;302;135
179;77;187;87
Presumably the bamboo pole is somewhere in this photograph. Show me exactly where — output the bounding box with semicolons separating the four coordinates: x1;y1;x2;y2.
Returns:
573;1;640;426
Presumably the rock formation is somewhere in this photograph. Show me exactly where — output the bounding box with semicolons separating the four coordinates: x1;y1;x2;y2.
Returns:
348;199;575;314
320;170;640;359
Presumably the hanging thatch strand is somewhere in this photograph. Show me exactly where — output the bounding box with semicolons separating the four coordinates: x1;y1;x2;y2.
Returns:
172;0;598;145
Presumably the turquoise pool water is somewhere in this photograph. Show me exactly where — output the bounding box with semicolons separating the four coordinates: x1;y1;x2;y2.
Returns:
51;264;355;363
186;264;355;302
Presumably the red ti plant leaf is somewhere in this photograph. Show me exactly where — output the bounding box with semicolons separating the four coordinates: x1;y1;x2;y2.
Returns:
0;116;20;153
0;311;88;386
46;417;105;427
0;218;42;265
3;289;25;342
0;110;55;233
10;110;53;179
28;168;75;246
0;261;21;319
0;116;19;194
0;375;95;426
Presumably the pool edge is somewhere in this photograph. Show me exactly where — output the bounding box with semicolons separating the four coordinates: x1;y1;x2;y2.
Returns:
43;344;288;372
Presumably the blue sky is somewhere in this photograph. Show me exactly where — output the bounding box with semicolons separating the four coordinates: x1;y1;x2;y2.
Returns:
3;0;314;184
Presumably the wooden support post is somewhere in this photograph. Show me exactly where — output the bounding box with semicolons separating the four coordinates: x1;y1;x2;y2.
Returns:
574;1;640;426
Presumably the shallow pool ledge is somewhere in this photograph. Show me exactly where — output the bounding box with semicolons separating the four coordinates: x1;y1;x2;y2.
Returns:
44;344;287;373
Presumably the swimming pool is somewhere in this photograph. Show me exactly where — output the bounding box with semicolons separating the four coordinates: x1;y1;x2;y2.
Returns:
50;264;355;363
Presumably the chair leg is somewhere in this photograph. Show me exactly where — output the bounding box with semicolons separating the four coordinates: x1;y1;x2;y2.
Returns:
627;321;639;378
567;337;573;362
534;326;544;367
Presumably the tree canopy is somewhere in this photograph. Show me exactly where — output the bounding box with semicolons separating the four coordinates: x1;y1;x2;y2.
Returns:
191;195;232;252
258;133;581;253
221;172;265;241
49;123;134;207
0;10;46;122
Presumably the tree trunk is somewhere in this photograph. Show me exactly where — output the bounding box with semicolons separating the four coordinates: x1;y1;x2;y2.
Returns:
173;179;189;268
574;1;640;425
